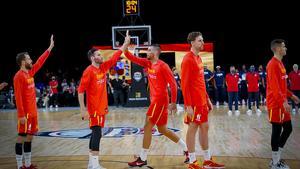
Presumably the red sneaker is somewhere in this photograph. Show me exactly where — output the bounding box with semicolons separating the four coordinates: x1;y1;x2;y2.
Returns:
188;161;204;169
128;157;147;167
184;151;189;164
26;164;38;169
203;158;225;169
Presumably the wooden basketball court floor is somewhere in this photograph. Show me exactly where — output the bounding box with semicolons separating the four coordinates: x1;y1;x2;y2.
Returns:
0;105;299;169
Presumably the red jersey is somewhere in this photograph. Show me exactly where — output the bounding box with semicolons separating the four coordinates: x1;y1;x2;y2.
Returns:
226;73;239;92
289;70;300;90
266;57;292;109
78;50;122;116
124;51;177;104
14;50;51;118
49;80;58;94
181;51;208;107
246;72;260;92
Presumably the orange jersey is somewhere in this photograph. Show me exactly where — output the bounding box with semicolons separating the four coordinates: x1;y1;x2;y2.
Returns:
266;57;292;109
124;51;177;104
78;50;122;116
13;50;51;118
181;51;208;107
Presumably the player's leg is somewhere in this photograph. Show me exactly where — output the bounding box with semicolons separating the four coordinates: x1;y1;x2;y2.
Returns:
270;122;282;167
128;116;154;167
88;133;94;169
186;122;199;165
199;115;224;168
16;134;25;169
157;124;189;163
23;134;34;168
90;126;104;169
279;121;292;154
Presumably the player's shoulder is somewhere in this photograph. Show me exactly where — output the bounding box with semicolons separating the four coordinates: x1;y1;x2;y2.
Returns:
267;57;278;66
158;60;171;69
84;65;93;72
14;70;24;80
182;52;195;64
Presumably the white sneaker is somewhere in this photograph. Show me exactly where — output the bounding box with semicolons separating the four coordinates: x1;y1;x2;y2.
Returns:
216;101;219;107
256;109;262;116
99;164;107;169
271;159;290;169
247;109;252;116
234;110;240;116
242;100;245;105
223;102;228;107
227;110;233;116
94;165;106;169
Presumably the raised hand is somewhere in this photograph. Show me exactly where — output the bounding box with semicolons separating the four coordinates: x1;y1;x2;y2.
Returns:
48;34;54;51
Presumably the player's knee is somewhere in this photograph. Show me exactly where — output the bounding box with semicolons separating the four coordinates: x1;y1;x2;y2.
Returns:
200;123;209;131
16;136;24;143
26;135;34;142
285;124;293;135
157;127;167;134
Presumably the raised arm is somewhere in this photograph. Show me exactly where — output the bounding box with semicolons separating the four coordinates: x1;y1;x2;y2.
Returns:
30;35;54;76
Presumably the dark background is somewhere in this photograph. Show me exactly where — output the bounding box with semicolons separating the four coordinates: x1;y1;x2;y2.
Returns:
0;1;299;85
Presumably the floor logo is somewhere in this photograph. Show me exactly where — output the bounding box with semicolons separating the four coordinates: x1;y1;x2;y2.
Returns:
37;127;180;139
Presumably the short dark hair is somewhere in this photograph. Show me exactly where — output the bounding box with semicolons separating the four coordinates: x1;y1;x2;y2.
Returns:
16;52;29;66
187;32;202;44
151;44;161;50
150;44;161;55
271;39;285;52
87;48;98;61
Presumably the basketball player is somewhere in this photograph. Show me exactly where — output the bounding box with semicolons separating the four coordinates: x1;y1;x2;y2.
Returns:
0;82;8;90
14;35;54;169
181;32;224;169
267;39;300;169
124;34;189;167
77;32;130;169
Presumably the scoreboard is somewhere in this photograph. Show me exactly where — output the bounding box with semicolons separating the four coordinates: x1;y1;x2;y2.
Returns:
123;0;140;16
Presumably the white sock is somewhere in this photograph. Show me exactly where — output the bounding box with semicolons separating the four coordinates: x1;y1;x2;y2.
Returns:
16;154;23;169
24;152;31;167
189;152;196;164
177;139;188;152
88;152;93;168
272;151;280;165
203;149;211;161
139;148;149;161
91;155;99;168
279;147;283;157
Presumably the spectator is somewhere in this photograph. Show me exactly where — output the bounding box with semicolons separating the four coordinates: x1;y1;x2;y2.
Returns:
213;65;226;107
110;74;125;107
258;65;267;105
246;65;261;116
172;67;183;111
49;76;59;109
0;82;8;91
239;64;248;105
226;66;240;116
289;64;300;113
